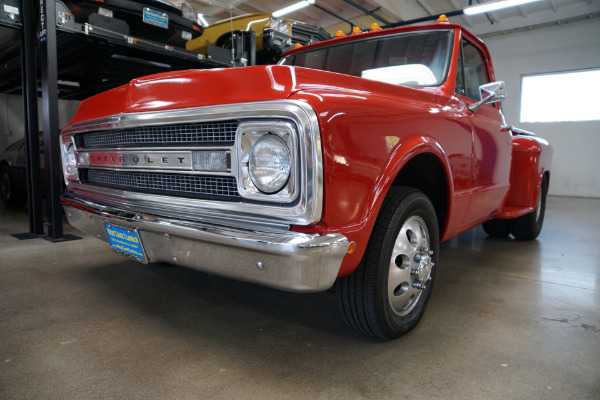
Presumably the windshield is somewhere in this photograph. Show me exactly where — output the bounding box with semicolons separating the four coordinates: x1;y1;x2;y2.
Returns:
279;29;454;87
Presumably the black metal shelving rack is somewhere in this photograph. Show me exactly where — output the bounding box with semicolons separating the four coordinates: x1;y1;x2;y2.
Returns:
1;0;233;242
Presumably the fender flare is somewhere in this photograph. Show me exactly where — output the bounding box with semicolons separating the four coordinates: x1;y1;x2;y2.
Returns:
336;133;455;277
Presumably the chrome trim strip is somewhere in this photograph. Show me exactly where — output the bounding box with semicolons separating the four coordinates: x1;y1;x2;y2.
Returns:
61;100;323;226
78;148;232;174
81;166;232;177
63;198;347;292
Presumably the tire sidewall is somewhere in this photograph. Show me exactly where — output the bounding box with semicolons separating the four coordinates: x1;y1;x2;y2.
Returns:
510;174;548;240
372;189;440;337
1;166;13;205
534;175;548;234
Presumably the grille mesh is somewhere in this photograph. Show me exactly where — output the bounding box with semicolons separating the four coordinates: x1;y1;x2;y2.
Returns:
85;169;240;200
81;122;238;147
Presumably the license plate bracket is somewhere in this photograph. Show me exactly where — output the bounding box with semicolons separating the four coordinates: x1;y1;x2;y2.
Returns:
142;7;168;29
104;223;147;263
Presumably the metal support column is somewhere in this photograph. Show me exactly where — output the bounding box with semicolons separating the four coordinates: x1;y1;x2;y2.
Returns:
40;0;78;242
40;0;63;241
22;0;44;236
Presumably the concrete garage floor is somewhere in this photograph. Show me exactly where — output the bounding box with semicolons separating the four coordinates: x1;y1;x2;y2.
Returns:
0;196;598;400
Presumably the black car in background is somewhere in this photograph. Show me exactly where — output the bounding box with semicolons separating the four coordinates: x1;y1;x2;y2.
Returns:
0;136;43;207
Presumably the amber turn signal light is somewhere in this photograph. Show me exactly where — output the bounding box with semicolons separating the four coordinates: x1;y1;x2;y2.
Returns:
347;242;357;254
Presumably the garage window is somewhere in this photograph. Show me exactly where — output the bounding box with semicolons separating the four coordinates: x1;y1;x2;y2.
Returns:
520;68;600;123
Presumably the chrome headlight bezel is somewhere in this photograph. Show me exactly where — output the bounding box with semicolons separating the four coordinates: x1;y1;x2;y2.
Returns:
236;121;298;203
61;137;78;184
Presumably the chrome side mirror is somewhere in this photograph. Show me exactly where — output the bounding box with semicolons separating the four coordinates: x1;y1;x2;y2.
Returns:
469;81;507;113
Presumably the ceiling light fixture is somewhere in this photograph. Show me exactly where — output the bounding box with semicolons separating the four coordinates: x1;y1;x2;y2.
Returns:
273;0;315;18
197;13;208;27
464;0;542;16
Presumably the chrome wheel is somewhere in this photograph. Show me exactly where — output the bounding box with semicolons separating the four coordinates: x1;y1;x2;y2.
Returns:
388;215;433;316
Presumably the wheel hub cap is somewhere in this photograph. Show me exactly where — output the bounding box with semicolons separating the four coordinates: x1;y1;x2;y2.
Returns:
387;216;434;316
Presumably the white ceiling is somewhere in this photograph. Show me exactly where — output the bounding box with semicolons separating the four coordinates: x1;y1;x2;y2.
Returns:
177;0;600;36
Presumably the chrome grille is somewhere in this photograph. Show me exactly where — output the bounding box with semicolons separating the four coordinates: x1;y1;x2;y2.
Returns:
85;169;240;199
80;121;238;147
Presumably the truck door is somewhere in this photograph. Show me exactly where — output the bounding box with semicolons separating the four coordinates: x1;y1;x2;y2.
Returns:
455;38;512;226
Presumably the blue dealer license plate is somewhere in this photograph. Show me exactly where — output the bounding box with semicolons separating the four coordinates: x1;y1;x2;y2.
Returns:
142;7;168;29
104;223;147;263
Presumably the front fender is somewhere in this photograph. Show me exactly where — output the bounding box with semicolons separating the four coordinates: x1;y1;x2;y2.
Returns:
289;89;455;276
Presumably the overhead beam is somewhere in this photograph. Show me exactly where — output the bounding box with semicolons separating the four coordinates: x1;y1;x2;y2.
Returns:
312;4;357;29
416;0;435;16
366;0;423;21
341;0;392;25
386;9;465;28
448;0;473;27
475;0;497;25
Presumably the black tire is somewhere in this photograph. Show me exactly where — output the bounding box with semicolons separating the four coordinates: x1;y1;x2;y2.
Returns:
336;187;439;340
216;32;239;49
1;165;25;207
510;175;548;240
482;218;510;238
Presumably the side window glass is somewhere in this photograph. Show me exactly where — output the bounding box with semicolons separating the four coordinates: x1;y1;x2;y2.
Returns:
461;40;490;100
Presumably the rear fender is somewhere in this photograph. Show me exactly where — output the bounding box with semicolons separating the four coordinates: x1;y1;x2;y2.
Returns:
497;135;552;219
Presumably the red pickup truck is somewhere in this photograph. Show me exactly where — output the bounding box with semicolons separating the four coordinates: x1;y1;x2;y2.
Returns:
60;17;552;339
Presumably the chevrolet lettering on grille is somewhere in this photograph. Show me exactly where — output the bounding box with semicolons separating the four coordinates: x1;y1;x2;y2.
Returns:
78;149;231;173
81;151;193;170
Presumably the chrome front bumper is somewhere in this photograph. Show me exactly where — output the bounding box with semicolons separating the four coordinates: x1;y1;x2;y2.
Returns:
62;195;349;292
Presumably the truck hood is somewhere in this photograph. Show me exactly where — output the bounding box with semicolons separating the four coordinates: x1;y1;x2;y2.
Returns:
68;65;436;125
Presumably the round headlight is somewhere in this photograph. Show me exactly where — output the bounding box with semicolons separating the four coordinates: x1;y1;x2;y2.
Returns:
279;20;289;33
270;18;280;31
180;2;196;21
62;141;78;181
65;143;75;175
249;134;291;194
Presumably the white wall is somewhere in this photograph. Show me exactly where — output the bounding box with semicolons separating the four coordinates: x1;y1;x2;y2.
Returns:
0;93;79;152
483;18;600;198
